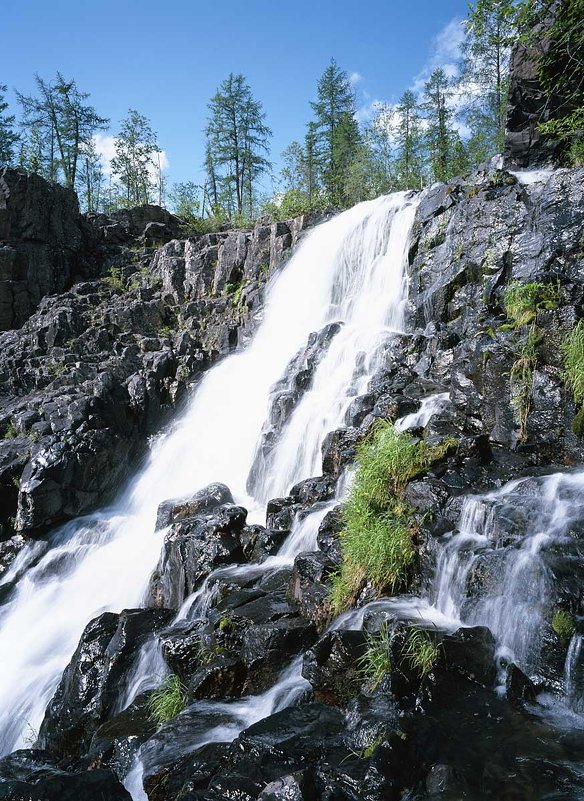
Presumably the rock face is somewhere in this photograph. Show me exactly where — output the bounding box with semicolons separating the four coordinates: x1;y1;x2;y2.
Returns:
0;169;84;331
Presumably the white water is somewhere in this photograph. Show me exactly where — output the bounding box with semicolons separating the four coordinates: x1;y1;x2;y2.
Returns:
0;192;418;757
394;392;450;433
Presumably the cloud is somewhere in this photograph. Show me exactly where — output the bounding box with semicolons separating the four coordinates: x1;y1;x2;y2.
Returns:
349;71;363;87
93;133;169;179
411;17;467;94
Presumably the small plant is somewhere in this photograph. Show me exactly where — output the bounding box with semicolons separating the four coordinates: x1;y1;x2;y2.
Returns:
563;320;584;404
158;325;173;338
402;627;440;678
48;360;66;378
358;623;394;688
147;674;187;725
510;323;540;441
3;421;18;439
551;610;575;645
218;616;232;632
105;266;125;292
503;280;561;327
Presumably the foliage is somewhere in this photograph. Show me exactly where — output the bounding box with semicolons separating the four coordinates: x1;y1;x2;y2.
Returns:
503;280;561;326
17;73;109;188
421;69;457;183
330;421;454;614
111;109;161;207
393;91;424;190
105;266;125;291
205;73;272;218
551;609;576;644
3;421;18;440
402;627;440;677
562;320;584;404
358;623;393;687
147;674;187;725
169;181;202;222
510;323;541;441
0;84;19;165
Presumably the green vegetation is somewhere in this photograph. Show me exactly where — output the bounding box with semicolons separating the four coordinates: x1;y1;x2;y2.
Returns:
510;323;540;441
3;421;18;439
503;280;561;327
402;627;440;677
330;421;456;614
551;610;576;645
147;674;187;725
358;623;394;688
562;320;584;405
105;266;125;292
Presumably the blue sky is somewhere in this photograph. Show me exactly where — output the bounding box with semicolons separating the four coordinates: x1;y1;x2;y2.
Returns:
1;0;469;195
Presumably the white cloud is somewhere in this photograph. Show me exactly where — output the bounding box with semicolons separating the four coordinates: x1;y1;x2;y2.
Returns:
411;17;467;94
93;133;169;180
349;71;363;87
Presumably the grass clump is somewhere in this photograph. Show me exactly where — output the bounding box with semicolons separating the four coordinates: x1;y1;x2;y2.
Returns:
147;674;187;725
330;421;453;615
551;610;576;645
358;623;394;688
105;266;125;292
3;421;18;439
510;323;541;441
402;627;440;678
563;320;584;405
503;280;561;327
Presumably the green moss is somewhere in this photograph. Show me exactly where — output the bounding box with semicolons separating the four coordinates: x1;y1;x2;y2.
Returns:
147;674;187;725
503;280;561;327
551;610;575;645
402;627;440;677
563;320;584;405
105;266;125;292
329;421;454;615
3;421;18;439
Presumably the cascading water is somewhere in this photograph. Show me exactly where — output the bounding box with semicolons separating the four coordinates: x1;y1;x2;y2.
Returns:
0;191;418;759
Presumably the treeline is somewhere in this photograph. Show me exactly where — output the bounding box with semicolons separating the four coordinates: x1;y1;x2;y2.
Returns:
0;0;582;223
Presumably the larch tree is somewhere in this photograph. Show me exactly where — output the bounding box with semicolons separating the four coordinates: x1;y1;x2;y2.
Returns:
205;73;272;218
422;68;455;182
110;109;161;206
0;85;19;165
393;90;424;189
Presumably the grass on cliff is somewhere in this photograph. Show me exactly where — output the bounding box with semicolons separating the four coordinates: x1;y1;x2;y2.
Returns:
503;280;561;327
329;421;456;615
402;627;440;677
358;622;393;688
563;320;584;404
510;323;541;441
551;610;576;645
147;674;187;726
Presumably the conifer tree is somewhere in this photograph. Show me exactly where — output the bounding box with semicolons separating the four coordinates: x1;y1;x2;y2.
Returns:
110;109;160;206
393;90;424;189
0;85;19;166
422;68;454;182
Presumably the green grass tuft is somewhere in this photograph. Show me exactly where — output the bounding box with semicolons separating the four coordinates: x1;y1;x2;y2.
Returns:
329;421;455;615
358;623;394;688
510;323;541;441
402;627;440;677
563;320;584;405
146;674;187;726
503;280;561;327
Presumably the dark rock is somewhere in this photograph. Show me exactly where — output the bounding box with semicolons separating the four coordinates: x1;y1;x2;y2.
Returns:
155;482;234;531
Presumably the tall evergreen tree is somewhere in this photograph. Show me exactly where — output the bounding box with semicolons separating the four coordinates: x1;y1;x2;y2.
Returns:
77;137;104;212
311;59;360;202
17;73;108;187
0;85;18;165
110;109;160;206
393;90;424;189
205;74;272;218
460;0;515;157
422;68;455;182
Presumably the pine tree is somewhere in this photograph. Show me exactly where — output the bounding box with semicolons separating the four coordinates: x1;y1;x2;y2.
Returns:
311;59;360;202
422;68;454;182
0;85;19;166
393;90;424;189
110;109;160;206
205;74;272;218
459;0;515;158
17;73;108;187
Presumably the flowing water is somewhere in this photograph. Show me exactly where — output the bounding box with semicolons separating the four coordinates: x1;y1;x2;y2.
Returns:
0;192;419;758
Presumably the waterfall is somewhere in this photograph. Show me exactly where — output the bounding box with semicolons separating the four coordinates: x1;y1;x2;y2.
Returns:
0;191;418;756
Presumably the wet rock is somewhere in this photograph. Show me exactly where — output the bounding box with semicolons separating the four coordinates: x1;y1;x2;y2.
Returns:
303;629;368;705
242;618;318;692
0;748;131;800
86;695;155;777
155;482;234;530
37;608;173;761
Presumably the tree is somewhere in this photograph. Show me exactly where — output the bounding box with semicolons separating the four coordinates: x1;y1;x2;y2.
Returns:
17;73;108;187
0;85;18;165
205;73;272;218
110;109;160;206
311;58;360;202
77;137;104;212
393;91;424;189
459;0;515;157
422;68;455;182
169;181;202;220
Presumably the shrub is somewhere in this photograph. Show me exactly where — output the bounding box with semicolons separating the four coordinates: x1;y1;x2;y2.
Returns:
563;320;584;405
510;323;541;441
551;610;575;645
329;421;455;614
146;674;187;725
3;421;18;439
503;280;560;327
402;627;440;677
105;266;125;292
358;623;393;688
